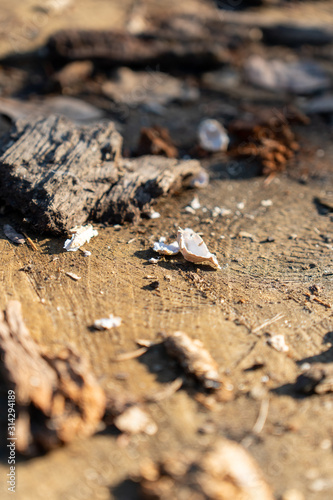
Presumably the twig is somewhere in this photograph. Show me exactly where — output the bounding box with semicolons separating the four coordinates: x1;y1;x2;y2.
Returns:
145;378;183;403
22;232;38;251
113;347;148;362
252;313;284;334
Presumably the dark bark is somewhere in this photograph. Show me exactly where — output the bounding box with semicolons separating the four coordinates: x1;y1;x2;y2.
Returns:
0;115;201;234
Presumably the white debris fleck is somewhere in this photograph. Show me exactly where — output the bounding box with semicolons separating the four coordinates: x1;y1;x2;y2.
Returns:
190;196;201;210
65;272;81;281
3;224;25;245
185;206;196;214
93;314;122;330
198;119;229;152
114;406;157;435
64;224;98;251
190;170;209;188
149;211;161;219
267;334;289;353
212;206;232;217
159;236;166;243
261;199;273;207
177;227;220;269
80;249;91;256
149;257;160;264
237;202;245;210
153;239;180;255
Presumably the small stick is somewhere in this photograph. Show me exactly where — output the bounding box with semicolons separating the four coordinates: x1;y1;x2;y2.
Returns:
22;232;38;251
113;347;148;362
252;398;269;435
252;313;284;334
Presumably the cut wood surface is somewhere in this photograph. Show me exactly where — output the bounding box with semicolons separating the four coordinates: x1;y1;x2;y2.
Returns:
0;1;333;500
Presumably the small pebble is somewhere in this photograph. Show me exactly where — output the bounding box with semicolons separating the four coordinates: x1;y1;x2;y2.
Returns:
261;199;273;207
149;211;161;219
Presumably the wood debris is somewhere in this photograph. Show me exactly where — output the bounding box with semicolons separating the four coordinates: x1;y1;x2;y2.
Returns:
296;363;333;394
136;125;178;158
46;26;231;70
0;301;106;455
65;272;81;281
228;109;304;176
0;116;201;234
139;438;274;500
3;224;25;244
163;331;221;390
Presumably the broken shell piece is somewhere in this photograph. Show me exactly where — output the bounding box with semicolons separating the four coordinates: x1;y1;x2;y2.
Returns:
149;257;160;264
177;227;220;269
190;170;209;188
93;314;122;330
190;196;201;210
64;224;98;252
148;211;161;219
114;406;157;435
267;334;289;353
153;239;180;256
3;224;25;244
198;119;229;152
212;206;232;217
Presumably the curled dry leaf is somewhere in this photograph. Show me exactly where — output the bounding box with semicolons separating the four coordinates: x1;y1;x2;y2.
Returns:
139;438;274;500
64;224;98;251
0;301;106;455
3;224;25;244
296;363;333;394
164;331;221;390
177;227;220;269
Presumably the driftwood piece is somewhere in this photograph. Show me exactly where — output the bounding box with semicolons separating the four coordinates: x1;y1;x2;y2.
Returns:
0;115;121;234
94;156;201;224
296;363;333;394
139;438;274;500
46;28;229;70
163;331;222;390
0;115;201;233
0;301;106;454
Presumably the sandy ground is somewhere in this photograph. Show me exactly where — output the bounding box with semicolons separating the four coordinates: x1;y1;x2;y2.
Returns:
0;1;333;499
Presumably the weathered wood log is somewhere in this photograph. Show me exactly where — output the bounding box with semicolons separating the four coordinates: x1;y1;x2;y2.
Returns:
0;115;201;234
46;28;230;70
94;155;201;224
0;301;106;454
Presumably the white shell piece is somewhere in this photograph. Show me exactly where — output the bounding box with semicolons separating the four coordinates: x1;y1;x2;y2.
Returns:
64;224;98;251
93;314;122;330
212;206;232;217
267;335;289;353
153;240;180;256
149;257;160;264
261;199;273;207
177;227;221;269
190;170;209;188
198;119;229;152
190;196;201;210
149;211;161;219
